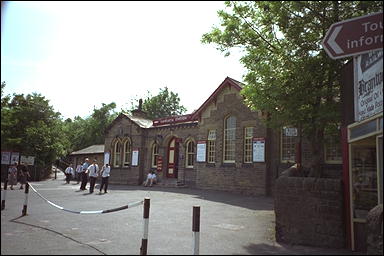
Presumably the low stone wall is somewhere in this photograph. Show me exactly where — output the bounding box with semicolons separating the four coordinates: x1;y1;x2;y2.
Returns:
274;176;345;248
366;204;383;255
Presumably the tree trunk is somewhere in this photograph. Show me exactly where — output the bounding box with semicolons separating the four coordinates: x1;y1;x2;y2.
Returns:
308;127;325;177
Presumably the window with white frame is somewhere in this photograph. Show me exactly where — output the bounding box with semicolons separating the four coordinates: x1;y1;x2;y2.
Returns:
113;140;121;167
281;127;297;162
151;143;159;168
244;127;253;163
224;116;236;163
186;140;195;168
207;130;216;163
324;135;342;163
123;139;131;166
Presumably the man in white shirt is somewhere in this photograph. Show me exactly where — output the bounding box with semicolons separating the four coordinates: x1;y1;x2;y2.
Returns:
87;159;99;194
75;163;82;184
99;164;111;194
65;164;74;184
79;158;90;190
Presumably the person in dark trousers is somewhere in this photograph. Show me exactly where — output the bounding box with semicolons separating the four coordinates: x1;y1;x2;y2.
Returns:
64;164;74;184
19;162;30;189
79;158;90;190
99;164;110;194
87;159;99;194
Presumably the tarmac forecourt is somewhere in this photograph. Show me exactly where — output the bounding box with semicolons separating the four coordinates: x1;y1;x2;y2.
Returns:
1;172;358;255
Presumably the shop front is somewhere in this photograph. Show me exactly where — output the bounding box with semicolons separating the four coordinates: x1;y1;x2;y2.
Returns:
348;113;383;251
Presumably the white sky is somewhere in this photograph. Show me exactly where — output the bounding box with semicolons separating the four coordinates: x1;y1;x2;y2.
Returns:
1;1;247;119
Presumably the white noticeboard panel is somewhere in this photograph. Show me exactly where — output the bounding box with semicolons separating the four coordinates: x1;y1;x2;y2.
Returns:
1;152;11;165
196;141;206;162
20;155;35;166
104;152;110;165
10;152;20;165
132;149;139;166
253;138;265;163
354;49;383;122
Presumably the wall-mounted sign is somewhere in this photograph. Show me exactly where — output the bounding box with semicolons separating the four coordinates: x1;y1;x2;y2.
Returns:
283;127;298;137
253;138;265;163
354;49;383;122
132;149;139;166
152;114;198;126
20;155;35;166
1;151;11;165
10;152;20;165
104;152;110;165
196;141;207;162
156;155;163;172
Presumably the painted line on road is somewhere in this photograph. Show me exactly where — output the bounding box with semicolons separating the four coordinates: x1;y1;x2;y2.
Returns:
28;182;143;214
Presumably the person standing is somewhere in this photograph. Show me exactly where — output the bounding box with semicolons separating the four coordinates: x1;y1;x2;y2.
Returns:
87;159;99;194
19;162;30;189
99;164;111;194
8;162;18;190
64;164;74;184
75;162;82;184
79;158;90;190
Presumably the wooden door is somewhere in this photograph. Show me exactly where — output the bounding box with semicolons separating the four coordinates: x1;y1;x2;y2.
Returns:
167;137;179;178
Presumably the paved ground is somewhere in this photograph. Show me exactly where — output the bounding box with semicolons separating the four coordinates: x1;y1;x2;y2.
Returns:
1;171;362;255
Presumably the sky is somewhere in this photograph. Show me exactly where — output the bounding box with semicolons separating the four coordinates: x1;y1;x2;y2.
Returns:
1;1;247;120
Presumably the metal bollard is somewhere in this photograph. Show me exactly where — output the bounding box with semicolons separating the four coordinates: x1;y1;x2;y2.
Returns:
1;179;8;210
140;197;150;255
192;205;200;255
22;183;30;216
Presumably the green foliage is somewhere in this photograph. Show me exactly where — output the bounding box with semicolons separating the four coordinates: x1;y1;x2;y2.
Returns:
1;83;70;178
63;102;118;151
1;82;118;178
130;87;187;119
202;1;382;171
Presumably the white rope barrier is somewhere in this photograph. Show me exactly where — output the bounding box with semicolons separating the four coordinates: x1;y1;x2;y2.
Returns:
28;182;143;214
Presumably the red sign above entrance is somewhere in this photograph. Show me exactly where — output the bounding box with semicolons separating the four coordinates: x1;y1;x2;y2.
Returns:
152;114;197;126
322;12;383;59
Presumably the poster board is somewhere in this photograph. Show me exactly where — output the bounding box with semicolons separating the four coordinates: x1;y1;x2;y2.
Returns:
253;138;265;163
1;151;11;165
104;152;110;165
196;141;206;162
354;49;383;122
132;149;139;166
10;152;20;165
20;155;35;166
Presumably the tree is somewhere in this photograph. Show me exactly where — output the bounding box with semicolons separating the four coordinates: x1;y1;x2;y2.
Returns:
63;102;118;151
130;87;187;119
1;84;70;179
202;1;382;175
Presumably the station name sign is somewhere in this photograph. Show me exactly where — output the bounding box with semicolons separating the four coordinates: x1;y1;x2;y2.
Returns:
152;114;198;126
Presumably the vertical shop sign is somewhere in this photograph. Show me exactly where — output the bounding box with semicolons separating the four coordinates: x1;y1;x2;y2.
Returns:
354;49;383;122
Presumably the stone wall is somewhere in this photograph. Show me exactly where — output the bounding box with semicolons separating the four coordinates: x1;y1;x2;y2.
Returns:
274;176;345;248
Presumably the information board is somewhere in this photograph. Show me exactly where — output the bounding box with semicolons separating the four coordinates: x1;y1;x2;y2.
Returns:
253;138;265;163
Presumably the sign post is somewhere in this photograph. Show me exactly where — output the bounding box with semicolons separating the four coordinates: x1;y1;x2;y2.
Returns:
322;12;383;59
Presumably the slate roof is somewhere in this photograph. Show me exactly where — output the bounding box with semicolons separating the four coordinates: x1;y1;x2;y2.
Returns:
70;144;105;155
122;113;153;128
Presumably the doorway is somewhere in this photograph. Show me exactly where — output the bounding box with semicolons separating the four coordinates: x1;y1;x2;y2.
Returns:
166;137;179;178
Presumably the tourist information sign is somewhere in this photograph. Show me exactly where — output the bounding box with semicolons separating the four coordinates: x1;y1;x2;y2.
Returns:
322;12;383;59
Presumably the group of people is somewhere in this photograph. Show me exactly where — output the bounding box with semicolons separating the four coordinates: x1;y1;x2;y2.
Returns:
64;158;111;194
7;162;30;190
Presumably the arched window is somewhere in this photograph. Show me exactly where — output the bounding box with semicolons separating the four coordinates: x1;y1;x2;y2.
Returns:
224;116;236;163
113;140;121;167
186;140;195;168
123;139;132;166
151;143;159;168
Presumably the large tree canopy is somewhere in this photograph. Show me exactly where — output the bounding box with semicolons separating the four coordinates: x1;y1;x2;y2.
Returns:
202;1;382;174
1;82;70;178
130;86;187;120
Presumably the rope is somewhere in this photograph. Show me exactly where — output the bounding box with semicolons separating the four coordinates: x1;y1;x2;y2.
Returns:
28;182;143;214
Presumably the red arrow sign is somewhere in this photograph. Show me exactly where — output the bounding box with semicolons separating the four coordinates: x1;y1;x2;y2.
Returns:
322;12;383;59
